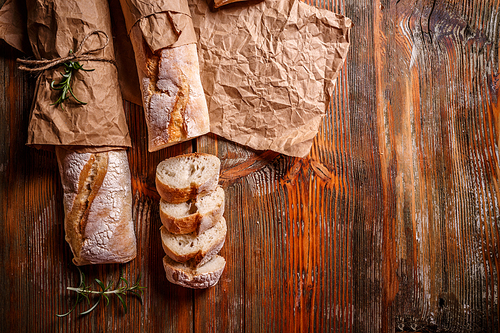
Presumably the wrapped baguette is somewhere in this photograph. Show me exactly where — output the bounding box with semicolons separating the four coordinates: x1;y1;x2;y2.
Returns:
24;0;136;265
24;0;131;150
119;0;210;152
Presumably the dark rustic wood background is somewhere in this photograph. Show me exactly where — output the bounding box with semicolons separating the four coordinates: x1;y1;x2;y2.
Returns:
1;0;499;332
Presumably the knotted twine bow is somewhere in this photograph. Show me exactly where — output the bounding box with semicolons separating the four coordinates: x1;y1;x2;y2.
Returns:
17;30;116;72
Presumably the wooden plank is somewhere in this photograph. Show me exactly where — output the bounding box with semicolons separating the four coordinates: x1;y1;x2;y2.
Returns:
370;0;500;331
0;42;41;333
124;100;194;333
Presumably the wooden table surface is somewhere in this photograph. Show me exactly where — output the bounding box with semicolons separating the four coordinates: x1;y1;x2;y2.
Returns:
1;0;499;332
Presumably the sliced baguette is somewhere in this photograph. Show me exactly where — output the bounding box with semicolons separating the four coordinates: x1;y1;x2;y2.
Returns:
160;186;225;235
160;217;227;266
156;153;220;203
163;255;225;289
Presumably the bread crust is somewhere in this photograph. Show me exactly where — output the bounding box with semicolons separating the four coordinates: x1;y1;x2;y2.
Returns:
161;231;225;267
160;186;224;234
155;153;220;203
163;255;225;289
160;206;200;234
129;27;210;152
160;204;222;235
160;217;226;267
56;148;137;265
156;184;212;205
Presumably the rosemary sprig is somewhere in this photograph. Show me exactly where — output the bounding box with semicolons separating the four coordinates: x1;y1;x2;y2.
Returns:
50;54;94;109
57;267;146;317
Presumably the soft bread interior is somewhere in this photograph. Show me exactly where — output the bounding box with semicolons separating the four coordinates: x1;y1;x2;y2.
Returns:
163;254;226;289
160;217;227;258
196;186;224;215
195;255;226;274
156;153;220;189
160;186;224;218
160;200;195;218
164;254;226;274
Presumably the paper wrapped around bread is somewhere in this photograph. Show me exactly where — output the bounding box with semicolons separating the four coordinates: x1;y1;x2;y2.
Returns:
118;0;210;152
115;0;351;157
21;0;136;264
24;0;131;151
56;148;137;265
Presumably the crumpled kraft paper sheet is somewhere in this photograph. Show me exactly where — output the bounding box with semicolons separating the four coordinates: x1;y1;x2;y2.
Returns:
190;0;351;157
119;0;197;52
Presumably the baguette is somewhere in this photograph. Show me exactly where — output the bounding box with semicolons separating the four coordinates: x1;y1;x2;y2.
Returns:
130;26;210;152
163;255;225;289
160;186;225;235
160;217;227;266
56;148;137;266
155;153;220;204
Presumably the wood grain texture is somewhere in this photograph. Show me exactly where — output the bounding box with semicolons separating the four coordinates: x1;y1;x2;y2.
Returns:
375;1;500;331
1;0;499;332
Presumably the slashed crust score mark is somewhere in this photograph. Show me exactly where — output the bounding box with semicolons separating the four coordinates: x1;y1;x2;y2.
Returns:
65;152;109;259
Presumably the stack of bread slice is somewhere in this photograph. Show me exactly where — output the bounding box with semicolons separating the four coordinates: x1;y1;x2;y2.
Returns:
155;153;226;289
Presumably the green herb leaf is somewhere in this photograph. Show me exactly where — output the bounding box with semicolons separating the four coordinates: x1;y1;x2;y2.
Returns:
57;268;146;318
120;276;129;290
56;293;83;318
103;293;110;307
116;294;127;314
80;298;101;316
50;58;93;109
95;279;106;292
107;280;113;290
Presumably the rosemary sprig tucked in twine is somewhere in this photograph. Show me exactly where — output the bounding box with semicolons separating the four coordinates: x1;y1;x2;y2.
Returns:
17;30;116;109
49;57;94;108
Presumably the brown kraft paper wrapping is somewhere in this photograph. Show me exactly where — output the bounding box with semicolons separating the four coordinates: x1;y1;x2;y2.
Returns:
190;0;351;157
118;0;210;152
118;0;197;51
0;0;30;53
24;0;131;151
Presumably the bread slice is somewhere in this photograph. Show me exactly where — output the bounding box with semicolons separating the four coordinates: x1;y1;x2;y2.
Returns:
163;255;225;289
160;186;225;235
156;153;220;203
160;217;227;266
